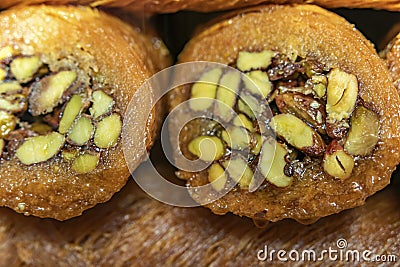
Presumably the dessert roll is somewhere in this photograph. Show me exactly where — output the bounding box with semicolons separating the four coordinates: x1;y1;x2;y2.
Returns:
1;0;400;13
0;5;170;220
169;5;400;222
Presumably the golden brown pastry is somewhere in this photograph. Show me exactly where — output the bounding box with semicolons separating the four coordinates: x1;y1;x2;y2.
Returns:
0;5;170;220
168;4;400;223
1;0;400;13
381;31;400;92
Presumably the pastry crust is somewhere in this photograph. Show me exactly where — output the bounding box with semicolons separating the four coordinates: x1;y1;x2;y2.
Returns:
0;5;170;220
382;31;400;93
1;0;400;12
169;4;400;222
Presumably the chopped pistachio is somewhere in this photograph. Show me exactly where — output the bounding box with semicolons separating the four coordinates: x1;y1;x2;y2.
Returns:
58;94;83;134
324;141;354;180
94;114;122;148
236;50;275;71
188;135;225;162
222;156;254;189
275;93;326;134
251;133;262;155
10;56;41;83
314;83;326;98
29;70;77;115
221;126;250;150
238;99;254;119
208;163;227;192
189;68;222;111
0;46;18;61
344;106;379;156
214;70;240;121
0;94;27;113
30;121;52;135
243;70;273;98
238;93;260;119
0;110;17;138
71;153;100;174
233;114;253;131
311;75;327;98
0;82;23;94
0;68;6;81
270;113;325;156
62;149;78;161
16;132;65;165
326;68;358;121
258;138;293;187
68;116;94;146
90;90;114;119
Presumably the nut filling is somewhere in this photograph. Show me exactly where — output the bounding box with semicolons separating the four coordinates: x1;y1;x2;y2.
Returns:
184;50;380;191
0;46;122;174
